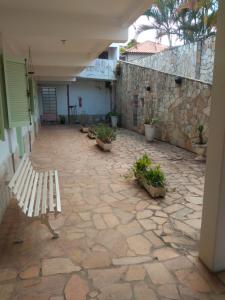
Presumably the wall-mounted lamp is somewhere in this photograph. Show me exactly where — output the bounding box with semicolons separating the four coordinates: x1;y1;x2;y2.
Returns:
146;86;151;92
175;76;182;85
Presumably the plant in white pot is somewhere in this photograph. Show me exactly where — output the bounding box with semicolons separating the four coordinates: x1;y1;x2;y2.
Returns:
107;112;119;128
192;124;207;161
144;118;159;142
144;101;159;142
95;124;116;151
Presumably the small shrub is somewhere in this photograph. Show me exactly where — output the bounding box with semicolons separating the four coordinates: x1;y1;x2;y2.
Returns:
133;154;152;177
95;124;116;143
144;165;166;188
197;124;204;145
59;115;66;124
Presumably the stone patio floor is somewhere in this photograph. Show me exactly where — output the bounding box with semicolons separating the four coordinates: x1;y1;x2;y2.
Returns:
0;126;225;300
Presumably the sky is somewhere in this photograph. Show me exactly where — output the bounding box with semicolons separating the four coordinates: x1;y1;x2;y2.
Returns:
128;16;183;47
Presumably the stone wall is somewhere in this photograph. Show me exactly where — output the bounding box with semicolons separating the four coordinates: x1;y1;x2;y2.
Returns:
116;61;212;152
132;36;216;83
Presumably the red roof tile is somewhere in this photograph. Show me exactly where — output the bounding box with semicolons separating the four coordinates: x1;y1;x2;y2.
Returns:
125;41;167;54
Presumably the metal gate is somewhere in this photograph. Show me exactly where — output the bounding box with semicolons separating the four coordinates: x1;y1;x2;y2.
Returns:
41;87;57;122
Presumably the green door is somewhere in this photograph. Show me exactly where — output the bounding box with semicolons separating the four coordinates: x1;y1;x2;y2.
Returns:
16;127;25;158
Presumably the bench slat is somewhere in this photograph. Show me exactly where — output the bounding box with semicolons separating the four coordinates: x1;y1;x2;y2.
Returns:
13;158;28;195
23;170;35;214
19;166;33;208
17;161;32;200
41;172;48;214
49;171;54;212
28;173;39;217
55;170;61;212
8;154;27;189
34;173;43;217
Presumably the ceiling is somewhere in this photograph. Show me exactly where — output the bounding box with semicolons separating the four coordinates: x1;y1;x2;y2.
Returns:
0;0;153;81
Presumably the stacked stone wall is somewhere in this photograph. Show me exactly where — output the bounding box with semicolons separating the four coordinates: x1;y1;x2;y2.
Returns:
116;62;211;151
132;36;216;84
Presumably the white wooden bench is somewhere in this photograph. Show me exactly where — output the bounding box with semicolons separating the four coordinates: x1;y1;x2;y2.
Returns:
8;154;61;239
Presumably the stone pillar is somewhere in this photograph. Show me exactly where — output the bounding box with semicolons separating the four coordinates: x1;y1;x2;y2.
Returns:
199;1;225;272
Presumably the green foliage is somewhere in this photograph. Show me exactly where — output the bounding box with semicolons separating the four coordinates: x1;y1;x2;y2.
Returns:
106;111;120;119
133;154;152;176
126;39;138;49
197;124;204;144
144;165;166;187
133;154;166;188
145;117;160;126
137;0;218;46
59;115;65;124
95;124;116;144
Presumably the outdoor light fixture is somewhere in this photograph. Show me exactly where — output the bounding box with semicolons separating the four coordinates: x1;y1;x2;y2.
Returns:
146;86;151;92
175;76;182;85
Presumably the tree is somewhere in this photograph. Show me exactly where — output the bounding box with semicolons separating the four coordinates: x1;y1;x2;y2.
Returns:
177;0;218;43
136;0;218;46
136;0;181;47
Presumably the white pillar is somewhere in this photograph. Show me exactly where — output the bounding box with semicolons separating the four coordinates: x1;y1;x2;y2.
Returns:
199;1;225;272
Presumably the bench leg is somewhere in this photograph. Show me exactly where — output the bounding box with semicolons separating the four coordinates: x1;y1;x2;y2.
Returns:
41;215;59;239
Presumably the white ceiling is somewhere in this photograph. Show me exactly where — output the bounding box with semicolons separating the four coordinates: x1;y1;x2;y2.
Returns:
0;0;153;81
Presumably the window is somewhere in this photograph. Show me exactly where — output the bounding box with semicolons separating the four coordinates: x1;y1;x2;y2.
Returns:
4;57;29;128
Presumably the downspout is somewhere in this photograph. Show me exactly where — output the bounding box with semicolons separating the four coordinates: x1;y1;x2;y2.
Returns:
67;84;70;124
25;58;32;153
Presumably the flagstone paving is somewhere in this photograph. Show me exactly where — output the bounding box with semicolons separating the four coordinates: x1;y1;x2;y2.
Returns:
0;126;225;299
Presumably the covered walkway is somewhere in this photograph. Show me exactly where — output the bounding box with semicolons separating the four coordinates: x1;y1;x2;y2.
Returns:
0;126;224;299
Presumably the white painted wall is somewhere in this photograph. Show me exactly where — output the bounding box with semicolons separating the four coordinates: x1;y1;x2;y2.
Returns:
79;59;117;81
39;79;111;118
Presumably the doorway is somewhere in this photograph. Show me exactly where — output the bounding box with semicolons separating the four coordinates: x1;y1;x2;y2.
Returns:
41;87;57;122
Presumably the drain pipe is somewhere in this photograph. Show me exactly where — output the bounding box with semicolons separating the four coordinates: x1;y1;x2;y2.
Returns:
25;58;32;153
7;129;15;173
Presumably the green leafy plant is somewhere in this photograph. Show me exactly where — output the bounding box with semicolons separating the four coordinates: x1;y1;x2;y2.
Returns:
59;115;66;125
95;124;116;144
197;124;204;145
144;165;166;188
145;117;160;126
144;101;159;125
133;154;152;177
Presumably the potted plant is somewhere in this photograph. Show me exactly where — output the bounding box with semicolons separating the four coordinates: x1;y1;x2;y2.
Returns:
107;112;119;128
144;101;159;142
95;124;116;151
144;118;159;142
133;154;166;198
142;165;166;198
88;126;97;139
80;113;89;133
192;124;207;161
59;115;66;125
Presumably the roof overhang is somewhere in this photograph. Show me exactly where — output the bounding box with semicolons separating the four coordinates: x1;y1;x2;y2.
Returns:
0;0;153;81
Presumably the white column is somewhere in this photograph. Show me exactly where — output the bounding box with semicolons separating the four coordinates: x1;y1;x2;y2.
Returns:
199;1;225;272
